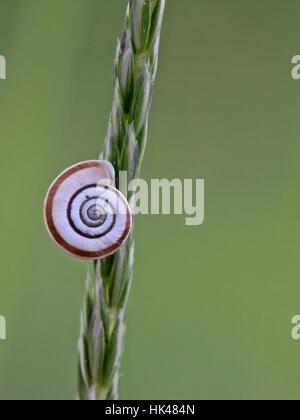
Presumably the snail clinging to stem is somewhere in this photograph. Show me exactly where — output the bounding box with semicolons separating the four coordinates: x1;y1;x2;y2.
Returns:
44;160;133;260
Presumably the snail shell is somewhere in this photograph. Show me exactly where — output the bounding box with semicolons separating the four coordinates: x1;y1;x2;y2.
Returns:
44;160;132;260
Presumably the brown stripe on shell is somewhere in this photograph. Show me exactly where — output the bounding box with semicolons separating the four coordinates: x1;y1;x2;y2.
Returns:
44;161;132;260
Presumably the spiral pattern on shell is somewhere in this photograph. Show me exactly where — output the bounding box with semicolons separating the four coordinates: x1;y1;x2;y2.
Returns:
44;161;132;260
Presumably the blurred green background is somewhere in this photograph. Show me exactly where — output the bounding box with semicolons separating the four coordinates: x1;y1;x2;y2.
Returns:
0;0;300;400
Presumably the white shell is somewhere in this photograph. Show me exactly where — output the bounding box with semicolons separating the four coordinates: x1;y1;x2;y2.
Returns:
44;160;132;260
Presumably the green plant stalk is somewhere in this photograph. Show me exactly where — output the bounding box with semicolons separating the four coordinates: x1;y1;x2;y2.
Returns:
78;0;165;401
